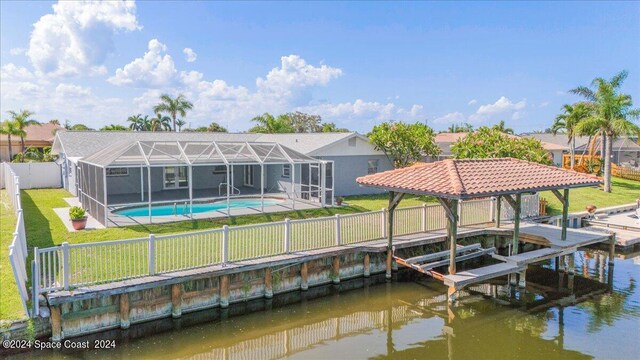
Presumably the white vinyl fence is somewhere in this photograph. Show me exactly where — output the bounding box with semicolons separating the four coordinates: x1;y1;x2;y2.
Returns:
2;163;30;317
33;195;539;299
2;162;62;189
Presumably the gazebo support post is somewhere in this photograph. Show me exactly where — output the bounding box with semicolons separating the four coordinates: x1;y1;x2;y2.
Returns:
503;194;521;256
260;164;264;212
437;197;458;302
385;191;404;280
551;188;570;272
495;195;501;228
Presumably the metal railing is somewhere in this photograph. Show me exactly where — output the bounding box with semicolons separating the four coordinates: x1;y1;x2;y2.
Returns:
33;195;539;295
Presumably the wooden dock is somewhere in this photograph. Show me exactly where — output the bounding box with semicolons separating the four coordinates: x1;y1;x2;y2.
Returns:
394;223;613;293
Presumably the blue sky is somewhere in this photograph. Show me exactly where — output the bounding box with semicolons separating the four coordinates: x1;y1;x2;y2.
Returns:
1;1;638;133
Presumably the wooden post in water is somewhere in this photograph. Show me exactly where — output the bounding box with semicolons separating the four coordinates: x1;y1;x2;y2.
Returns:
51;305;62;341
495;195;501;228
220;275;230;308
171;283;183;318
363;253;370;277
385;191;404;280
120;293;130;329
301;262;309;290
264;267;273;298
513;193;521;255
332;256;340;284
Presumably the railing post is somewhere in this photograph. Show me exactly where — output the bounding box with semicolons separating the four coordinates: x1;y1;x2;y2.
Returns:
32;260;39;316
490;197;496;222
381;208;387;238
62;242;70;290
222;225;229;264
148;234;156;275
335;214;341;246
284;218;291;253
422;204;428;232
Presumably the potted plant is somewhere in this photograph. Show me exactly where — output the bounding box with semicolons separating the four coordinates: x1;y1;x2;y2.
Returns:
69;206;87;230
336;196;344;206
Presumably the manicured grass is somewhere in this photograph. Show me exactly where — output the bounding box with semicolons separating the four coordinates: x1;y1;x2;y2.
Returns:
0;190;27;321
540;177;640;216
344;193;439;211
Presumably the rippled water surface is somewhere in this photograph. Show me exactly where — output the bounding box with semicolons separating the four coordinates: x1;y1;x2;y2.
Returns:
11;249;640;360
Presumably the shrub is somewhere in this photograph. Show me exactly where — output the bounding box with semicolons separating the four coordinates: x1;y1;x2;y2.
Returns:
69;206;86;220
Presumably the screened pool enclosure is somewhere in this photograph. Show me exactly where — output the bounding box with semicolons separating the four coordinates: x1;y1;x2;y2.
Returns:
77;140;334;226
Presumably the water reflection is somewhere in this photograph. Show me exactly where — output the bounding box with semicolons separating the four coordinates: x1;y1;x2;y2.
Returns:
9;249;640;360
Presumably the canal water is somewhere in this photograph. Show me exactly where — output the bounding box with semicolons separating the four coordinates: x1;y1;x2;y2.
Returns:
10;249;640;359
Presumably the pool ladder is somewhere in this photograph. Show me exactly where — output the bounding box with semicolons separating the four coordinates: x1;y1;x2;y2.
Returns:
173;202;189;216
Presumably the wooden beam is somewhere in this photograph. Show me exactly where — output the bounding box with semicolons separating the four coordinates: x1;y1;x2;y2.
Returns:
388;191;405;211
561;188;569;241
495;195;501;228
436;198;456;223
551;189;567;206
503;194;518;210
386;191;404;280
512;193;521;255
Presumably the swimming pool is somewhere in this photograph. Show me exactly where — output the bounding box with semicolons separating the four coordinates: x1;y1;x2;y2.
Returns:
113;199;283;217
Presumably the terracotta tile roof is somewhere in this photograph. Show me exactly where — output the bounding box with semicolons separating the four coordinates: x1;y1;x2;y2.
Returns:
356;158;600;199
0;123;64;143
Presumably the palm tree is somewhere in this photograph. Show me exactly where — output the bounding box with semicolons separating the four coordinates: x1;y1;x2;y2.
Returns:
49;119;60;126
552;102;592;169
150;113;172;132
153;94;193;132
175;119;186;132
207;122;227;132
248;113;294;133
8;110;39;156
446;123;474;133
100;124;128;131
571;70;640;192
492;120;514;134
0;120;20;161
127;114;144;131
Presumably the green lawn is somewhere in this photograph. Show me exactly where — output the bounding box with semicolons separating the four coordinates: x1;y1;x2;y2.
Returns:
0;190;27;321
540;177;640;216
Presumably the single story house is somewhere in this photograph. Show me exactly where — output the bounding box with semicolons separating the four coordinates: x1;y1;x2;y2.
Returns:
0;123;63;162
526;133;640;167
430;132;567;166
51;131;393;200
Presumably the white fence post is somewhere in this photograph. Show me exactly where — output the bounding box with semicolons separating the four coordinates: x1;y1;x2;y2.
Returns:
148;234;156;275
381;208;387;238
32;260;39;316
62;242;70;290
222;225;229;263
284;218;291;253
335;214;342;246
422;204;428;232
489;197;496;222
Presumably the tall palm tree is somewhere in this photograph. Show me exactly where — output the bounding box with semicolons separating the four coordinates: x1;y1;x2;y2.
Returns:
175;119;186;132
571;70;640;192
207;122;227;132
127;114;144;131
492;120;514;134
150;113;172;132
153;94;193;132
249;113;294;133
0;120;20;161
552;102;592;169
49;119;60;126
8;110;39;156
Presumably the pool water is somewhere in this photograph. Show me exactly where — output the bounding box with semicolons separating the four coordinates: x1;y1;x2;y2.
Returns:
114;199;282;217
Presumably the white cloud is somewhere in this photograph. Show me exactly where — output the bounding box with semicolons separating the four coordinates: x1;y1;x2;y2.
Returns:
108;39;178;87
0;63;34;79
55;83;91;97
183;48;197;63
27;0;140;77
469;96;526;123
433;112;466;124
10;48;26;56
468;99;477;105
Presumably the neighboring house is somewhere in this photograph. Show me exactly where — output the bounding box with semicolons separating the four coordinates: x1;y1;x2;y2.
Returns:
527;133;640;167
0;123;63;162
51;131;393;197
430;132;566;166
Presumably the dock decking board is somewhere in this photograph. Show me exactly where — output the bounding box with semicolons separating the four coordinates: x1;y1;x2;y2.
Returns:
405;244;482;264
443;263;525;289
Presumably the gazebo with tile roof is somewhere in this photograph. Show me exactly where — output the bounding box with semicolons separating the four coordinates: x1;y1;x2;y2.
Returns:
356;158;601;295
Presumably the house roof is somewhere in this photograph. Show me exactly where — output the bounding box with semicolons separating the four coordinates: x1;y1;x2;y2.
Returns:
52;130;368;159
80;140;321;167
435;132;567;152
574;137;640;151
356;158;600;199
526;133;590;148
0;123;64;143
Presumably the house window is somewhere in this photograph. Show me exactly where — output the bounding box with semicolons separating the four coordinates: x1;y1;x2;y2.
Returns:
348;137;357;147
212;165;227;174
282;164;291;178
367;159;379;174
164;166;189;189
106;168;128;177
